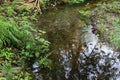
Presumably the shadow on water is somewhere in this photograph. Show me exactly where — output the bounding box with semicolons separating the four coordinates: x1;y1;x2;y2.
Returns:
33;4;120;80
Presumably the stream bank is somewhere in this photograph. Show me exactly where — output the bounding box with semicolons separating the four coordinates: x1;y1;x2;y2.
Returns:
33;1;120;80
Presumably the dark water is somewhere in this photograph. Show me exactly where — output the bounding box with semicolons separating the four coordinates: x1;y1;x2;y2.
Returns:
33;5;120;80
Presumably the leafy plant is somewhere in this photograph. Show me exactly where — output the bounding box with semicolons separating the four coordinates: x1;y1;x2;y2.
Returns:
0;48;13;60
12;71;32;80
0;77;7;80
0;1;51;79
0;62;14;80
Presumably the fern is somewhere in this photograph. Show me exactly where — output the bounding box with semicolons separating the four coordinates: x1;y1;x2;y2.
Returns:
0;18;19;47
0;62;14;80
0;15;35;48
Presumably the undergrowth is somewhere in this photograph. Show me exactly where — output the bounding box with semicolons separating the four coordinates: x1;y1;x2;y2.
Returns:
90;0;120;50
0;1;51;80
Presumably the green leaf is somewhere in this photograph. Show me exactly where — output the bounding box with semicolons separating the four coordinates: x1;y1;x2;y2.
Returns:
0;77;7;80
0;39;3;48
26;43;31;49
35;52;40;58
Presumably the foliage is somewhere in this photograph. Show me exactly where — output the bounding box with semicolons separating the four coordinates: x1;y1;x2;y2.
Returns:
38;51;53;69
0;62;14;80
89;0;120;49
63;0;85;4
0;61;32;80
0;48;13;61
79;10;91;17
0;1;51;79
0;1;50;51
109;18;120;49
40;0;49;7
79;8;92;24
39;0;86;9
12;71;32;80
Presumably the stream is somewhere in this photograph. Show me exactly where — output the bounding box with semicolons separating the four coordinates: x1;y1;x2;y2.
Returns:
33;4;120;80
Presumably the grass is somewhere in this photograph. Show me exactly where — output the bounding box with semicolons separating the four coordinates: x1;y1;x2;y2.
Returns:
89;0;120;50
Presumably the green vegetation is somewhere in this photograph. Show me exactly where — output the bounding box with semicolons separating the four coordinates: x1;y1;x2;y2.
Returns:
90;0;120;49
79;0;120;50
40;0;86;9
62;0;85;3
0;0;89;79
1;0;120;79
0;1;51;80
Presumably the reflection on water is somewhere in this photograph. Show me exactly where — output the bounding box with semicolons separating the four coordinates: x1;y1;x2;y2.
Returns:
34;5;120;80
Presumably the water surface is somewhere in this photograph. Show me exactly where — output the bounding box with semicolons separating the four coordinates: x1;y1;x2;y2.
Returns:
34;4;120;80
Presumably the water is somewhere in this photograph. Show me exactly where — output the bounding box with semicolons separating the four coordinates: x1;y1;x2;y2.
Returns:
33;4;120;80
